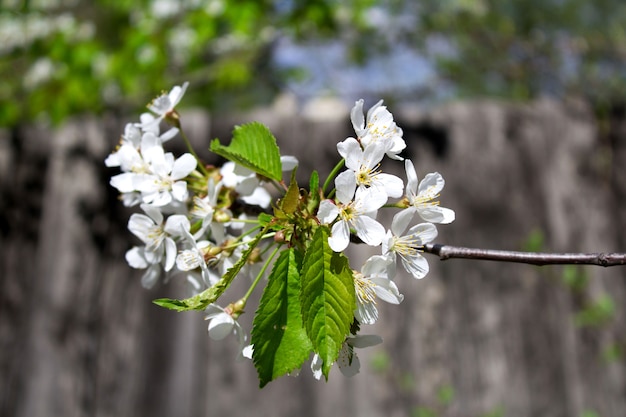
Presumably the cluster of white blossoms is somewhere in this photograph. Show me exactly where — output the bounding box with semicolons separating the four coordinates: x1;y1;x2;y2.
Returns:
106;84;454;382
313;99;455;377
106;83;295;351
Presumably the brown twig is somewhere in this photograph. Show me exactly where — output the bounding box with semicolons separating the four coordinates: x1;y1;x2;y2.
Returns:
422;244;626;267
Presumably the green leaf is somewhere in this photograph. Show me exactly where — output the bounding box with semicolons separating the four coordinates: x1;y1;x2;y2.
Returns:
153;225;270;311
300;227;355;380
309;170;319;193
282;169;300;214
308;170;320;213
210;122;282;181
251;248;312;387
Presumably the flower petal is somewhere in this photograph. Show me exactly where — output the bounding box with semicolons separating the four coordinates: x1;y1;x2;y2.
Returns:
163;237;177;271
207;313;235;340
125;247;149;269
141;203;164;225
391;207;417;237
418;206;456;224
337;137;362;165
361;254;393;278
404;159;418;197
241;186;271;208
350;99;365;136
335;170;356;204
311;353;324;380
355;301;378;325
355;187;386;213
348;334;383;348
338;347;360;377
280;155;298;171
418;172;445;197
353;215;385;247
171;181;188;202
140;264;161;289
374;173;403;198
317;200;339;224
171;153;197;180
128;213;157;241
370;277;404;304
329;220;350;252
110;173;137;193
401;252;430;279
406;222;438;245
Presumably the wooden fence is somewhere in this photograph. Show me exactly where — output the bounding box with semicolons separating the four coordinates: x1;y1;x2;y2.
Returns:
1;96;625;417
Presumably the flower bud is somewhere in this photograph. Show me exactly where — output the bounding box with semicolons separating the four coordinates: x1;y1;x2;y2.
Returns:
274;230;286;243
214;209;232;223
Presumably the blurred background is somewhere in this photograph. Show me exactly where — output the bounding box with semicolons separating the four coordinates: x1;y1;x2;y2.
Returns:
2;1;626;416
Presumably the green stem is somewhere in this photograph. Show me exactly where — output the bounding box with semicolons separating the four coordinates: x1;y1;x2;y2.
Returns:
179;126;210;176
242;245;281;303
269;178;286;194
383;202;407;209
322;158;345;197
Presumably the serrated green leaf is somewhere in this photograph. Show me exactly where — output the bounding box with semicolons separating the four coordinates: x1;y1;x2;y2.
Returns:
210;122;282;181
282;169;300;214
309;170;319;193
300;227;355;380
251;248;312;387
308;170;320;213
153;225;270;312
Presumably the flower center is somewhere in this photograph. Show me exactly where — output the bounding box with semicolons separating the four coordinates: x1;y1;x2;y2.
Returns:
177;249;203;270
353;271;377;306
356;163;381;187
391;235;422;257
154;176;174;191
145;225;165;251
413;186;440;208
339;204;355;222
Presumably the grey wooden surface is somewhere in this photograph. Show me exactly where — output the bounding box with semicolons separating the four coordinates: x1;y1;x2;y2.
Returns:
1;97;625;417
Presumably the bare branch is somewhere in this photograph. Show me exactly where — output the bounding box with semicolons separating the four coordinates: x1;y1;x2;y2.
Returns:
422;244;626;267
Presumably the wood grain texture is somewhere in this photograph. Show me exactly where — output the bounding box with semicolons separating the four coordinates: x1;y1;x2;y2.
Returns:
1;98;625;417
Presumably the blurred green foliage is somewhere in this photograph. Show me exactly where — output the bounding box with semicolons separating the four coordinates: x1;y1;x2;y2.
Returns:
574;294;615;327
411;0;626;104
0;0;374;126
2;0;626;126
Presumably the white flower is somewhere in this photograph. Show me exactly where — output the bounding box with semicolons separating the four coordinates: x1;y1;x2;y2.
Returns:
212;234;246;278
395;159;455;226
175;226;217;287
205;303;247;356
281;155;299;171
137;112;179;141
108;133;162;193
125;246;163;289
383;212;438;279
190;178;224;239
105;123;142;167
311;334;383;380
142;81;189;128
338;334;383;377
220;162;271;208
335;137;403;202
317;186;387;252
311;352;324;380
136;148;197;206
106;123;179;168
350;99;406;160
353;255;403;325
127;204;189;272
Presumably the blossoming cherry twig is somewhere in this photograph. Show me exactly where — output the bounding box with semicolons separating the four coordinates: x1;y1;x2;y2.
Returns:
107;87;461;386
